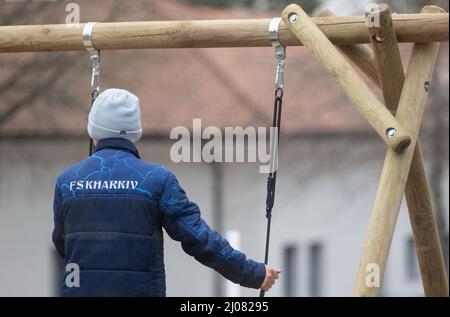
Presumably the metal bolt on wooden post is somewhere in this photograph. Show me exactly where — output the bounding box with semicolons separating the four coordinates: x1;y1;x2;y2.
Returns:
281;4;412;153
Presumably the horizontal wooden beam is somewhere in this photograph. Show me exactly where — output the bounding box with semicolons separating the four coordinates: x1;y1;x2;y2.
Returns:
0;13;448;53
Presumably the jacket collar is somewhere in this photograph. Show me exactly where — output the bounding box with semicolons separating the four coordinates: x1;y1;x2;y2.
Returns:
94;138;141;159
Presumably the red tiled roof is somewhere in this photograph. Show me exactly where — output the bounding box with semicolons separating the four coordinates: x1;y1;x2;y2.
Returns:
0;0;447;138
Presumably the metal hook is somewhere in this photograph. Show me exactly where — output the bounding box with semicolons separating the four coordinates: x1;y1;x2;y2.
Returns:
268;18;286;60
82;22;101;98
268;18;286;90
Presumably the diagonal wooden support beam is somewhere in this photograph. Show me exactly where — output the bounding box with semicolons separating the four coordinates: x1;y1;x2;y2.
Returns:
365;3;448;298
281;4;412;153
367;4;405;114
352;29;441;297
318;10;379;86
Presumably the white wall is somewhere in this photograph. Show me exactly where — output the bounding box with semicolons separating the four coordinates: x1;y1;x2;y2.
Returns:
0;137;448;296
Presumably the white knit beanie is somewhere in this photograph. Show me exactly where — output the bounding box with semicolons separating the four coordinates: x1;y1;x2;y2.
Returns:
87;88;142;143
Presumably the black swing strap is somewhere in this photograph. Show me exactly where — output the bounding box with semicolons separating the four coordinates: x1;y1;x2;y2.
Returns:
260;18;286;298
83;22;101;155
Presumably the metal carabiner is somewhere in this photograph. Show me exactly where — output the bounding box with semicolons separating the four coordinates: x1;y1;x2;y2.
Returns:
268;17;286;90
82;22;101;99
83;22;101;155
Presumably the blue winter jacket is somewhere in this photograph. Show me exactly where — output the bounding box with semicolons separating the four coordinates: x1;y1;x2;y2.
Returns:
52;138;266;296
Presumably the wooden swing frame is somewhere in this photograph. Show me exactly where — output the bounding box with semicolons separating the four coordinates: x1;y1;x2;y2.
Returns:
0;3;448;297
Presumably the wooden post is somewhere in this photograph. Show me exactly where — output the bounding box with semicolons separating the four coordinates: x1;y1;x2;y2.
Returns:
407;6;449;298
0;13;448;52
319;10;379;86
352;35;441;297
406;142;449;297
320;9;447;295
366;4;448;297
281;4;412;153
366;3;448;297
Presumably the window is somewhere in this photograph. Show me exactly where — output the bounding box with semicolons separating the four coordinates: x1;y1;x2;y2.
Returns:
308;242;323;297
283;245;298;297
405;236;419;280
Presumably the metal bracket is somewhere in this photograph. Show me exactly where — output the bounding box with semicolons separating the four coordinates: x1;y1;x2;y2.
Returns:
268;17;286;60
268;18;286;89
82;22;101;98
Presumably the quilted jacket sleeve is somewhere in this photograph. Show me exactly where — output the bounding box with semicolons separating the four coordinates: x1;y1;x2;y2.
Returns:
52;182;65;257
159;171;266;289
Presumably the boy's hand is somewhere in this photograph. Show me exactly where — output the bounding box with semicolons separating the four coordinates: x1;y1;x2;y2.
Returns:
260;266;282;291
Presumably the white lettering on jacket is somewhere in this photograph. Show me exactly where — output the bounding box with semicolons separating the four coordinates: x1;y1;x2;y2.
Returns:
69;180;139;191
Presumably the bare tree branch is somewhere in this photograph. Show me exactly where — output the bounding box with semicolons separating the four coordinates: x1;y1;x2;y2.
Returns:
0;0;126;129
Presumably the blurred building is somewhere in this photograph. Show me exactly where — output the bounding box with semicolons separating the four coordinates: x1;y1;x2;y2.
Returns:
0;0;448;296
